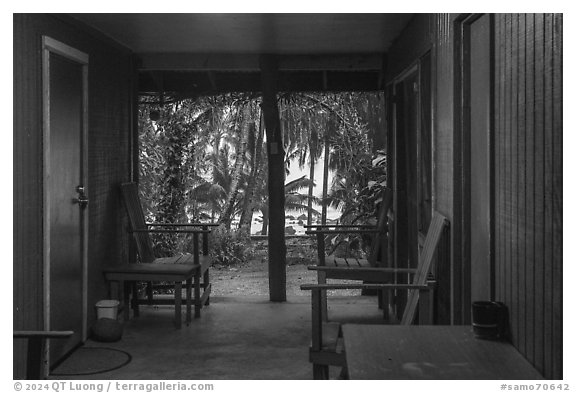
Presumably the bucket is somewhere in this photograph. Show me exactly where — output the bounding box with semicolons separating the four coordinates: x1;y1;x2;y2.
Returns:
471;301;507;339
95;300;120;320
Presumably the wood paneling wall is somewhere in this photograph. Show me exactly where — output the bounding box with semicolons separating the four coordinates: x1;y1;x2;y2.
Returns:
387;14;456;324
493;13;562;380
388;13;562;379
13;14;134;378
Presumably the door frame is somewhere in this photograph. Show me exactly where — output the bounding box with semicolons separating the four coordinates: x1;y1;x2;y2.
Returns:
454;14;495;323
389;63;418;272
42;36;89;364
389;58;435;268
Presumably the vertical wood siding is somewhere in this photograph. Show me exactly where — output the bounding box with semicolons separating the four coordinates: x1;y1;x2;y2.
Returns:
387;14;456;324
493;13;562;379
13;14;134;378
13;14;44;376
390;13;562;379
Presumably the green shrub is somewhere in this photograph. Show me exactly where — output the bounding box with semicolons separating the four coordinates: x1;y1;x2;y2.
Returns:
209;228;254;266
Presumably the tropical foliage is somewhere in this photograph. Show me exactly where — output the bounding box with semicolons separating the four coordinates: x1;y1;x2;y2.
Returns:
137;91;387;261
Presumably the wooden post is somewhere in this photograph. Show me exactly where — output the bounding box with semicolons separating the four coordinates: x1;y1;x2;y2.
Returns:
260;54;287;302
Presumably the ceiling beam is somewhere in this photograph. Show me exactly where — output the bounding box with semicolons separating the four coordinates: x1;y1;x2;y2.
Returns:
139;53;385;72
139;69;386;96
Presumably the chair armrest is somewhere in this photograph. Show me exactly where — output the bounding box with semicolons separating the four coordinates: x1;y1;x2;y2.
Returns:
146;223;220;228
14;331;74;379
300;283;431;291
305;228;379;235
146;222;220;227
304;224;375;229
132;229;211;234
14;331;74;339
307;266;417;274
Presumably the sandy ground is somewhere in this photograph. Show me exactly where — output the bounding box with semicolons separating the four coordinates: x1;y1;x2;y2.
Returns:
210;257;361;298
210;259;318;297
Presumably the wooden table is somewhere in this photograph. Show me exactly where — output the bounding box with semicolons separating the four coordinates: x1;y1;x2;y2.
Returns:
342;324;543;379
103;263;200;329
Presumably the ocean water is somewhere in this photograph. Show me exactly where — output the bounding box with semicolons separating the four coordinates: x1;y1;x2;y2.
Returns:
234;209;342;235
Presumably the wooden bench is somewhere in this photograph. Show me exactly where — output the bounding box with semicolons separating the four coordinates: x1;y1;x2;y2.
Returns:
120;182;215;309
103;263;200;329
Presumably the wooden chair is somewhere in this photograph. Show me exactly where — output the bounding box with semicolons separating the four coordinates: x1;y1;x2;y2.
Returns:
119;182;218;312
14;330;73;379
305;188;394;315
305;187;393;276
300;211;449;379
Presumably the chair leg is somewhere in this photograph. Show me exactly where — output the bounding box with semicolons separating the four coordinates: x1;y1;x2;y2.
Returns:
26;337;45;379
380;289;391;320
203;268;210;306
339;365;349;380
123;281;132;319
317;271;328;322
174;282;182;329
194;269;201;318
131;282;140;317
186;278;192;325
146;282;153;305
313;364;329;380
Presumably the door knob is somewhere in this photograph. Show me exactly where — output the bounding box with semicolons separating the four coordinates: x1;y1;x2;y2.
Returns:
74;186;89;208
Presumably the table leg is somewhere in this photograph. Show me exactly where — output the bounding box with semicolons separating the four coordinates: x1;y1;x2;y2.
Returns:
132;282;140;317
122;280;131;322
317;270;328;322
174;281;182;329
109;280;119;300
380;288;390;321
194;269;201;318
203;268;210;306
186;278;192;325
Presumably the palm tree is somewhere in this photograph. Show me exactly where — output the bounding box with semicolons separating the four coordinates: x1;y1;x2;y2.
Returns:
217;105;249;229
238;104;266;233
255;176;321;235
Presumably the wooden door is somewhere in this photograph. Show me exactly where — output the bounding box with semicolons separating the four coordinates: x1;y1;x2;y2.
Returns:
468;15;493;302
42;37;89;369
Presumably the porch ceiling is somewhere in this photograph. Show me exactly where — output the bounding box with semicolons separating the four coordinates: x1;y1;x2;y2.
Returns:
71;13;412;55
70;13;414;95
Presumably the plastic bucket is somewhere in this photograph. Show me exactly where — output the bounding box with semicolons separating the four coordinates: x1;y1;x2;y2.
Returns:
471;301;506;339
95;300;120;320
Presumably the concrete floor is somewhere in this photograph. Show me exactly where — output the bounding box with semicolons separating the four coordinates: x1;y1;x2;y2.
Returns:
52;295;385;380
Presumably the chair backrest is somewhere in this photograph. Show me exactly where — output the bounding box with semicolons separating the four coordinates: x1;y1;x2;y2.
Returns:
400;211;449;325
120;182;156;263
367;187;393;266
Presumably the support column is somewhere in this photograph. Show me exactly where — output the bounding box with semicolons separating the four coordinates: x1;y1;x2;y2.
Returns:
260;54;286;302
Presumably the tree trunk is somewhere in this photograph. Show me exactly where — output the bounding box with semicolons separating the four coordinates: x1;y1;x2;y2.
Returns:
307;158;315;226
261;208;269;236
321;133;330;225
238;110;265;234
218;105;250;229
